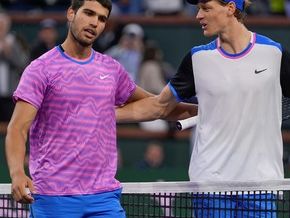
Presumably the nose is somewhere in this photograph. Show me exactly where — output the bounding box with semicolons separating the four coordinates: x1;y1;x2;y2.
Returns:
196;9;204;21
91;16;104;28
90;17;101;28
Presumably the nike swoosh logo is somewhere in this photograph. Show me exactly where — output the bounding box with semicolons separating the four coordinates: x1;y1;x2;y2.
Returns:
255;68;267;74
100;75;109;80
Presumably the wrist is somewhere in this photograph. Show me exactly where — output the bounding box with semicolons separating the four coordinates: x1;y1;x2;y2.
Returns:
10;169;25;179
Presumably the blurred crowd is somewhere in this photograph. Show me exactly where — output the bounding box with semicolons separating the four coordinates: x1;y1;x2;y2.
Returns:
0;0;290;17
1;0;290;123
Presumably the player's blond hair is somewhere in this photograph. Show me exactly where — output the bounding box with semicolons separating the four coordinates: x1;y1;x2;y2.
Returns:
218;0;252;22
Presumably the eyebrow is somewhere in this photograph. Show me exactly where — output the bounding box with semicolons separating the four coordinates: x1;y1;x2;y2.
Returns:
82;8;108;20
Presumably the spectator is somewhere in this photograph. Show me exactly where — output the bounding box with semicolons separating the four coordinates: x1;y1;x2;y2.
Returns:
0;0;70;11
143;0;184;16
0;11;29;122
112;0;144;15
137;141;165;169
139;40;175;94
138;40;175;131
138;40;166;93
30;18;59;61
105;23;145;82
0;0;32;11
247;0;270;15
93;19;121;53
25;0;70;11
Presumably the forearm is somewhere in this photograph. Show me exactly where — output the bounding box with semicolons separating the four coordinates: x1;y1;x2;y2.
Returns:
165;103;198;121
5;123;27;179
117;96;166;123
117;85;184;123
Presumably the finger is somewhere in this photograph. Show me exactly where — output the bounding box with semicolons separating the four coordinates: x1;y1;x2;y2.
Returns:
12;185;32;203
12;187;23;202
19;193;34;204
27;180;36;194
19;185;34;204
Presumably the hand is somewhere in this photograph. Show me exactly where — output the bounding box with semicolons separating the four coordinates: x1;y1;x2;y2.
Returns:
11;173;35;204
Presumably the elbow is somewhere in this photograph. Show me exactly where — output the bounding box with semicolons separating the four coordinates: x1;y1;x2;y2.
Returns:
6;121;27;141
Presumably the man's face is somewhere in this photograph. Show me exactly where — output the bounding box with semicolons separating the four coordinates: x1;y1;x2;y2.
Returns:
196;0;230;37
67;1;109;47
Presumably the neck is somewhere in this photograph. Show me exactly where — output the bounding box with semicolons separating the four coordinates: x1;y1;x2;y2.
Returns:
218;22;251;54
61;34;92;59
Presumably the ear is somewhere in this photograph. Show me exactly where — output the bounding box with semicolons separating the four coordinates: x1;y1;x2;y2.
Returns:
227;1;237;15
67;6;75;22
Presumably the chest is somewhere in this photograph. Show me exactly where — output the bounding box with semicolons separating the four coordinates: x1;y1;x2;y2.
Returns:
193;49;281;97
45;65;116;105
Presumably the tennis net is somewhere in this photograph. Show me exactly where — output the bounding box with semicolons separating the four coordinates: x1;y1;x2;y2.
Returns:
1;180;290;217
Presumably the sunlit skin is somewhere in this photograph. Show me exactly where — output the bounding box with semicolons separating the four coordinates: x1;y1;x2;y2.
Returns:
62;1;109;59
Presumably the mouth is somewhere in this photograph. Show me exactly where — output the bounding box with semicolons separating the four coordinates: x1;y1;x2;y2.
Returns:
200;23;207;30
84;28;97;38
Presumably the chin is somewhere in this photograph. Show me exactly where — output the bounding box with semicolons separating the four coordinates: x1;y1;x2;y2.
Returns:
203;31;215;38
79;39;93;47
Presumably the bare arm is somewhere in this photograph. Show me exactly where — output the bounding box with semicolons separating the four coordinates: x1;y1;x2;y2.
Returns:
166;102;198;121
126;86;154;103
5;101;37;203
117;85;197;123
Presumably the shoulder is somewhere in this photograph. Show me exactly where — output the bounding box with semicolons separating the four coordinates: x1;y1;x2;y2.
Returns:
191;40;217;55
25;47;61;76
255;33;282;51
35;46;61;63
96;50;123;68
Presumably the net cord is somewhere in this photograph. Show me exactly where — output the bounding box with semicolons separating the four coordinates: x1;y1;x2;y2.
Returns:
2;179;290;195
121;179;290;194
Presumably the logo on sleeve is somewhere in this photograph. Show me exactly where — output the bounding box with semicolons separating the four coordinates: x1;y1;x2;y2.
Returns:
255;68;267;74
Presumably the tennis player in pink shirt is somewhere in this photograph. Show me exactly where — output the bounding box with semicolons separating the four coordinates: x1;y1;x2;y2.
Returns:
4;0;184;217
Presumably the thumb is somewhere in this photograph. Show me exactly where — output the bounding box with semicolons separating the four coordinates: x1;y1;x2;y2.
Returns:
27;179;36;194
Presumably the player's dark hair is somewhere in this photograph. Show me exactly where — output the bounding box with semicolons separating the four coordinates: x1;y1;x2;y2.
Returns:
70;0;112;16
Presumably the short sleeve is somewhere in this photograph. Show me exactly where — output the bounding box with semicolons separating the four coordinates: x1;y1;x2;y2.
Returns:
169;51;196;101
13;60;48;109
115;62;136;106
